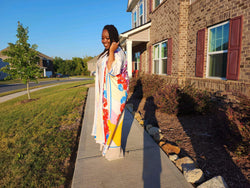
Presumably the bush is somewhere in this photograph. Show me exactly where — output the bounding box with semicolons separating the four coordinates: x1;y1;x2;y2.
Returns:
177;85;213;115
129;74;166;98
153;84;179;114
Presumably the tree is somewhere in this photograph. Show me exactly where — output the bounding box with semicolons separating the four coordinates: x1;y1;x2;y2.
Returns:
72;57;85;75
1;22;41;99
53;56;64;73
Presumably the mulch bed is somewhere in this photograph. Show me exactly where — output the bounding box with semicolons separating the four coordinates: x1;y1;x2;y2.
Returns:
127;94;250;188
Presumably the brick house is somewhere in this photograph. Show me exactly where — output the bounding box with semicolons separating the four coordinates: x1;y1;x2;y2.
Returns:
37;52;54;77
120;0;250;97
0;48;54;78
0;58;9;80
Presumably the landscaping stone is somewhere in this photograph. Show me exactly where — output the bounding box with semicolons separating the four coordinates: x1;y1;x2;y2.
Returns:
153;132;164;142
175;157;195;171
147;126;161;136
169;154;179;161
145;124;153;132
197;176;229;188
184;168;204;184
161;143;181;155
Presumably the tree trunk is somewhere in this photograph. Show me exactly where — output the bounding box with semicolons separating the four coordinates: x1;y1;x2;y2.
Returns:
27;82;31;99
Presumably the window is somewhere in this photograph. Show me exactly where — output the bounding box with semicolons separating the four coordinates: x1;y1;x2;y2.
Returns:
132;0;145;28
133;11;137;28
154;0;163;9
153;40;168;74
139;1;143;25
207;21;229;78
134;52;140;70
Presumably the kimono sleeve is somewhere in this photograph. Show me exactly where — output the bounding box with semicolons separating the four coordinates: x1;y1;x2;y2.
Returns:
108;49;125;76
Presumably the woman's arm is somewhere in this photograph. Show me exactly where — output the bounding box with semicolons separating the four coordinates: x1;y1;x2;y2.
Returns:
107;42;119;71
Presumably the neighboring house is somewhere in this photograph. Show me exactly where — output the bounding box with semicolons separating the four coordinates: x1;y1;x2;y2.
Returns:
87;56;98;76
120;0;250;97
0;48;54;78
0;58;9;80
37;52;54;77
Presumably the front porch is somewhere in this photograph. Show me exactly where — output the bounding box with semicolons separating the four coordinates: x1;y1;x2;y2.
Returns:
120;22;151;77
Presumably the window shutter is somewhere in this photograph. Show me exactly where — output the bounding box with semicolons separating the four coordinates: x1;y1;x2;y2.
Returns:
148;46;152;73
167;38;172;75
195;28;205;77
226;16;243;80
139;53;142;70
149;0;152;13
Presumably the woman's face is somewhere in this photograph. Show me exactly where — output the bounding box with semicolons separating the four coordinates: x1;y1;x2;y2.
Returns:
102;29;111;50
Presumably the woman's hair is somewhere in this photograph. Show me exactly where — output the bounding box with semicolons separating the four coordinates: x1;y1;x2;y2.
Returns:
98;25;120;59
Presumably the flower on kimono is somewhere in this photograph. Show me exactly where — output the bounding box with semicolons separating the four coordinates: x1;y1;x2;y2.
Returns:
120;96;127;104
103;97;107;107
104;69;107;83
103;108;108;121
103;90;107;98
120;103;125;112
117;74;125;84
117;74;128;91
116;114;121;123
118;84;123;91
123;82;127;90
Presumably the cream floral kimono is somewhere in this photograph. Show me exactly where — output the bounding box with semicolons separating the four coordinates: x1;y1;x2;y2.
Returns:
91;47;129;160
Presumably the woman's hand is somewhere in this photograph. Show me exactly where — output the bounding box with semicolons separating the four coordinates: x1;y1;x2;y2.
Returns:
109;42;119;53
107;42;119;71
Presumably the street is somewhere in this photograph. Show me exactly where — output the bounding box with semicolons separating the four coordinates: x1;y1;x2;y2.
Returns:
0;77;93;93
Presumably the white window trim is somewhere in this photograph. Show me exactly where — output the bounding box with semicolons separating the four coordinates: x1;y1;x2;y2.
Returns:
132;9;137;28
206;21;229;80
153;39;168;75
154;0;163;10
139;0;144;26
135;52;140;71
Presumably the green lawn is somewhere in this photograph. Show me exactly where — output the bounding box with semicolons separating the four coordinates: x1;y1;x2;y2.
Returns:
0;80;94;187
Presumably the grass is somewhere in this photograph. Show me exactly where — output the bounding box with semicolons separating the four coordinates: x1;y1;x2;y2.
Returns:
0;83;63;97
0;80;94;187
0;77;94;97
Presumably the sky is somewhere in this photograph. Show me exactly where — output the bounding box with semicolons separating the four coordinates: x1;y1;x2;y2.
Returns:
0;0;131;59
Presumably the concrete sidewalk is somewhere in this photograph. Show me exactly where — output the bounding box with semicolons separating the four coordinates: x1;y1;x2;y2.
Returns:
72;87;193;188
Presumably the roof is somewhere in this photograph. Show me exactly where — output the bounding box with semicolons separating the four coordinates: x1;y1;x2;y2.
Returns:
0;47;53;61
127;0;140;12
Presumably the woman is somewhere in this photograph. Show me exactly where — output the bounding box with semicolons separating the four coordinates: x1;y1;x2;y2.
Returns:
91;25;129;161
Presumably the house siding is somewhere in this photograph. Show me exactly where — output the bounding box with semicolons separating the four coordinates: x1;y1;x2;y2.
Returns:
149;0;183;78
186;0;250;95
0;60;9;80
145;0;250;96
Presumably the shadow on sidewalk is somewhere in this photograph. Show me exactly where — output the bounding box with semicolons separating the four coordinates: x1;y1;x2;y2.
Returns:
122;79;143;152
143;96;161;188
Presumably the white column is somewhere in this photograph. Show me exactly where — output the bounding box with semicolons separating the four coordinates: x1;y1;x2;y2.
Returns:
43;68;46;77
126;40;132;78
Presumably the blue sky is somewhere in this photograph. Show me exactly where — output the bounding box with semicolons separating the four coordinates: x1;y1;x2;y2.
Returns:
0;0;131;59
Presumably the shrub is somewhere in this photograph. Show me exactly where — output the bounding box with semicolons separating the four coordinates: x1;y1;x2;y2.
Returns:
224;93;250;145
129;74;165;98
153;84;179;115
178;85;214;115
